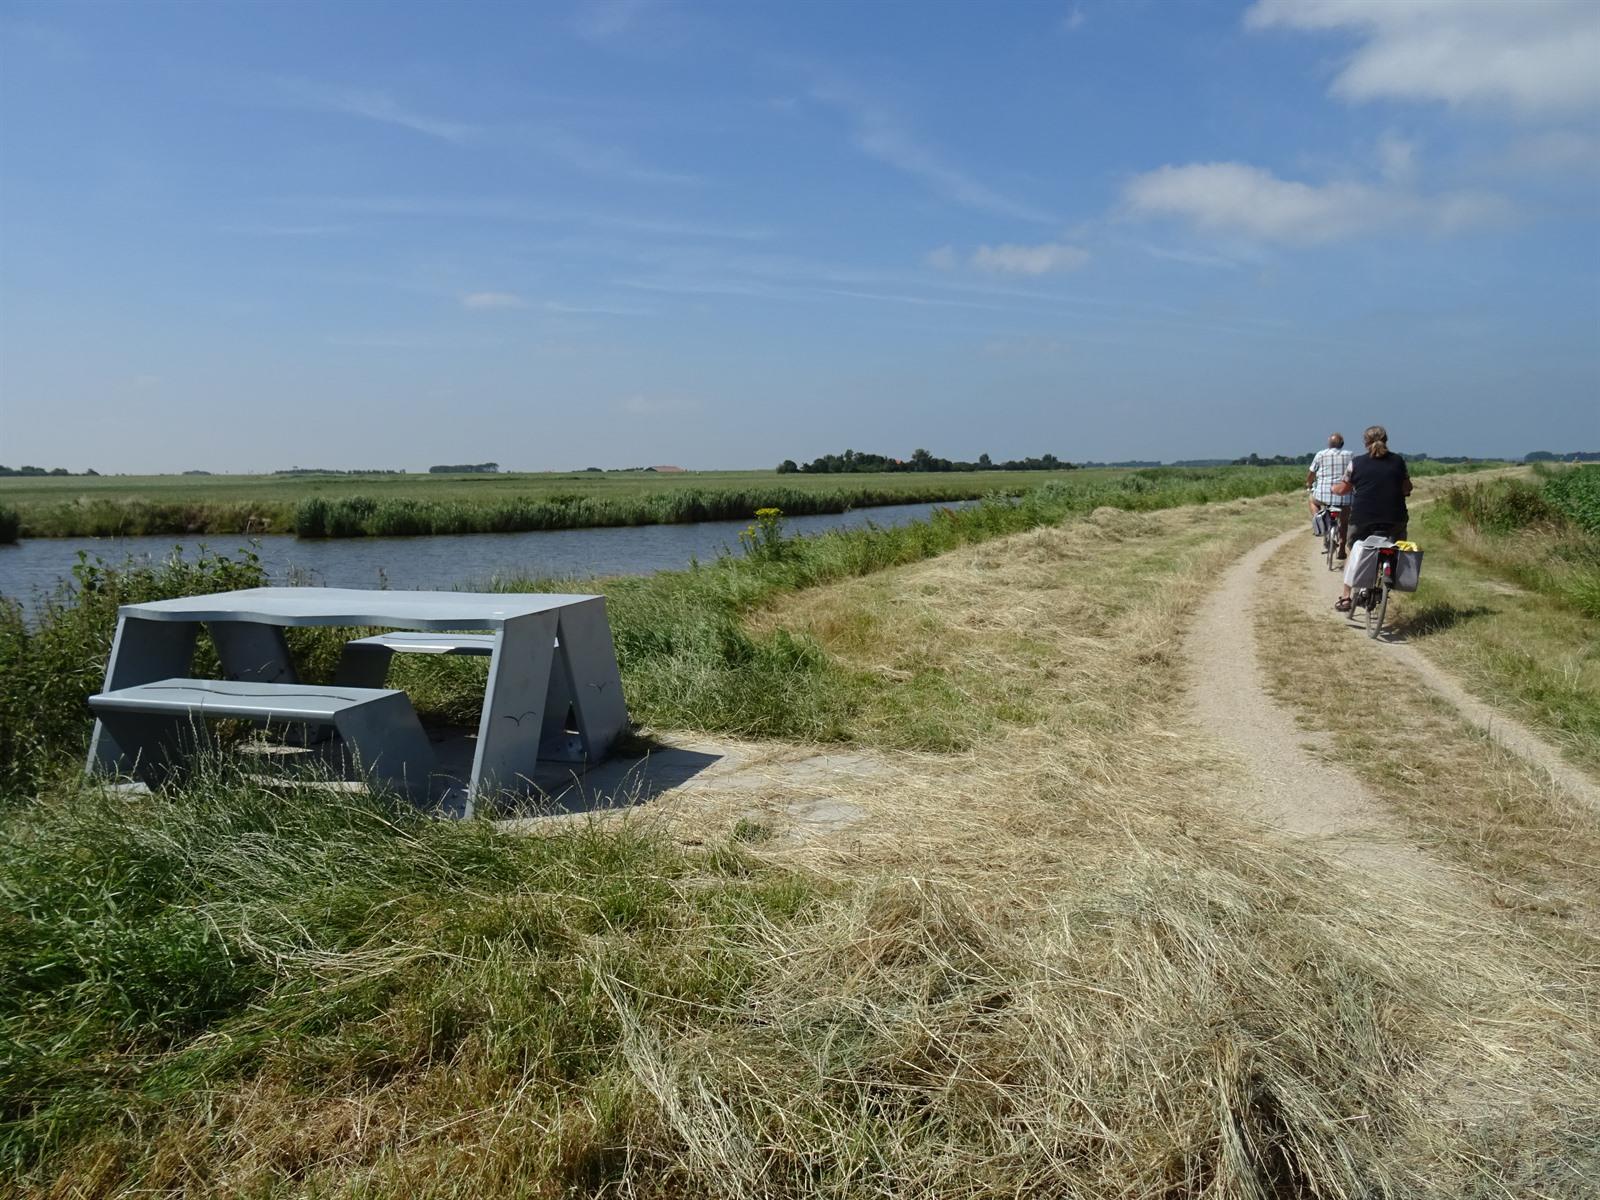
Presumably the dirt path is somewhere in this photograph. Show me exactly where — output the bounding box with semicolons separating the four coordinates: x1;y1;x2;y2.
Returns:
1185;528;1440;875
1293;529;1600;813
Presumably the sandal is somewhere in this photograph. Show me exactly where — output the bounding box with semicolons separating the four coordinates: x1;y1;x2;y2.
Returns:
1334;597;1353;612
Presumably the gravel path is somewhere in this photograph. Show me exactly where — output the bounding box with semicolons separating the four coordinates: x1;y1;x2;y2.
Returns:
1294;533;1600;813
1185;528;1438;874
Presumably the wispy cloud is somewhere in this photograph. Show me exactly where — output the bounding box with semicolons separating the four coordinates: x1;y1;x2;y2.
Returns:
1500;130;1600;174
273;195;768;239
517;125;700;186
1246;0;1600;114
270;77;478;143
1133;242;1241;270
262;78;694;184
544;300;652;316
971;241;1089;275
572;0;654;43
810;81;1054;223
461;291;527;310
1122;161;1511;244
926;241;1089;275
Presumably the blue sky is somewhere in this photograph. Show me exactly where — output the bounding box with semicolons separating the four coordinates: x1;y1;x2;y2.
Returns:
1;0;1596;472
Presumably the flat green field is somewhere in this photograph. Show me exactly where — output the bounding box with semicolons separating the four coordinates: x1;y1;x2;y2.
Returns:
0;461;1504;539
0;467;1077;509
0;467;1124;538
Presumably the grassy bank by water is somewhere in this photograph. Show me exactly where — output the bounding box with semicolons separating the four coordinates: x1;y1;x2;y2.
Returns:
4;479;1595;1196
2;468;1309;795
1;461;1500;538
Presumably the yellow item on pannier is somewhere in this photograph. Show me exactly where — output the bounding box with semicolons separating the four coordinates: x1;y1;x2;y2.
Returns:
1395;540;1420;551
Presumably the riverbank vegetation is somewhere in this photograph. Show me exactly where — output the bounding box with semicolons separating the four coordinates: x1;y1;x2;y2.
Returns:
5;469;1592;1196
0;468;1309;794
0;460;1499;539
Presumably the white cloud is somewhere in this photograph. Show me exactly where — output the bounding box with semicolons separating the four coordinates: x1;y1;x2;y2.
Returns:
924;245;958;270
1246;0;1600;113
271;77;478;143
461;291;527;310
1122;161;1509;244
971;241;1089;275
811;82;1054;223
1062;6;1086;34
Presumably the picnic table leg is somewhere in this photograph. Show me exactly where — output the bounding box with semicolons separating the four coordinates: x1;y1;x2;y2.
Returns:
555;598;628;763
469;611;559;800
87;617;199;775
209;621;298;683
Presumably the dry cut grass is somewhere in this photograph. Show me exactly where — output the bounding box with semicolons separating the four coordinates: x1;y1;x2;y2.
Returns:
10;488;1599;1197
1255;537;1600;938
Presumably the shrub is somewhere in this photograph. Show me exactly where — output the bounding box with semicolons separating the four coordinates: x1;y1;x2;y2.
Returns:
0;550;267;796
1542;466;1600;536
1443;478;1559;532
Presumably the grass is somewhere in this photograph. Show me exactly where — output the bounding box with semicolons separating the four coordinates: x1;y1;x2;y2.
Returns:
4;474;1595;1195
0;504;18;544
2;461;1499;538
1257;537;1600;927
3;467;1079;538
1372;470;1600;775
0;468;1321;800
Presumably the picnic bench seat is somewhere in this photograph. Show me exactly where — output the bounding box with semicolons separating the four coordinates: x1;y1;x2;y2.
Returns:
337;630;559;683
88;678;436;796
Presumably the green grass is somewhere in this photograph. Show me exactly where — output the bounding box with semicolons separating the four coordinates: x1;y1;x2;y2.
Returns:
2;467;1073;538
1435;470;1600;618
3;473;1595;1197
0;768;812;1192
0;468;1317;801
1389;490;1600;776
1;462;1503;538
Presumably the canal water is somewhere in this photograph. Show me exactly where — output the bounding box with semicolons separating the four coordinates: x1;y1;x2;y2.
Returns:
0;500;973;603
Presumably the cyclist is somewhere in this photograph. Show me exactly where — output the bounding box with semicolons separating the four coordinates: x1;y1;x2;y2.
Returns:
1306;432;1353;558
1334;424;1412;613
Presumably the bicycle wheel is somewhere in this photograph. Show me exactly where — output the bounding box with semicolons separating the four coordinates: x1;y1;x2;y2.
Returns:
1367;579;1389;639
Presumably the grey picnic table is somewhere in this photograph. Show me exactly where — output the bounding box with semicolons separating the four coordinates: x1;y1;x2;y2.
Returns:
85;587;628;800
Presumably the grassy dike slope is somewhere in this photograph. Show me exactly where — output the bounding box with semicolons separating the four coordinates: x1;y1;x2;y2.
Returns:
3;479;1596;1196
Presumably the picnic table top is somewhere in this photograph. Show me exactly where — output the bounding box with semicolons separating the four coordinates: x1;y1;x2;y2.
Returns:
119;587;601;630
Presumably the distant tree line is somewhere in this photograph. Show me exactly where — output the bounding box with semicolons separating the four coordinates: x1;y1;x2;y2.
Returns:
1233;451;1487;466
1525;450;1600;463
428;463;499;474
0;465;96;476
273;468;406;476
778;448;1072;474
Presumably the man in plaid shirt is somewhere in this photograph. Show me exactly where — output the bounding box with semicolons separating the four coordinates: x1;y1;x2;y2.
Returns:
1306;433;1353;558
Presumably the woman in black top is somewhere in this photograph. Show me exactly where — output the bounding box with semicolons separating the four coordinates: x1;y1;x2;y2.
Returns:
1335;425;1411;612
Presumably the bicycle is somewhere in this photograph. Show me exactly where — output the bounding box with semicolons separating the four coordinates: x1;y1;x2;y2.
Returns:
1352;543;1398;639
1316;503;1344;571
